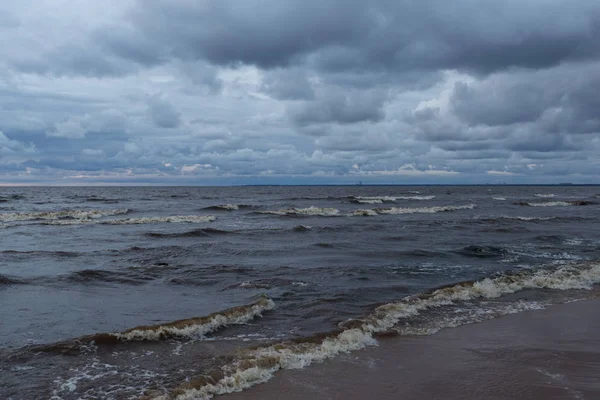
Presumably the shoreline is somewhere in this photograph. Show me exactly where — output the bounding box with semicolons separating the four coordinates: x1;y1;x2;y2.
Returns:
223;298;600;400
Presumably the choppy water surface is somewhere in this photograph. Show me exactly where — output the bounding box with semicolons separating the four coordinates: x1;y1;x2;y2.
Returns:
1;185;600;399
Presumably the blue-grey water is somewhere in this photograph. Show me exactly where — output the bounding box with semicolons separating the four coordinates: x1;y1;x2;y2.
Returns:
1;185;599;399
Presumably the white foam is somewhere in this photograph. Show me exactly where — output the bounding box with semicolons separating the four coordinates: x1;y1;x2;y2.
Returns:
374;204;475;215
498;216;556;221
492;197;506;201
534;194;556;198
353;195;435;204
396;300;547;336
115;298;275;341
261;204;473;218
101;215;217;225
347;209;379;216
260;207;341;217
352;198;386;204
0;208;129;222
163;262;600;400
46;215;216;225
214;204;239;211
526;201;571;207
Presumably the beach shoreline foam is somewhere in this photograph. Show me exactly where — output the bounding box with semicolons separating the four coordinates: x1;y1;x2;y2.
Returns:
222;297;600;400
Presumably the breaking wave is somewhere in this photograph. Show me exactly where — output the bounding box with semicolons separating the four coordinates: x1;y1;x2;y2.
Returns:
99;296;275;343
260;204;475;217
203;204;253;211
534;194;555;198
45;215;216;225
293;225;312;232
155;262;600;400
350;195;435;204
373;204;476;215
0;208;130;222
347;209;379;216
258;207;341;217
474;215;585;223
492;197;506;201
498;216;557;221
33;297;276;354
514;201;594;207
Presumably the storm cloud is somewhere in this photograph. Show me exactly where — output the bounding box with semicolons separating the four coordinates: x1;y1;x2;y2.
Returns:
1;0;600;184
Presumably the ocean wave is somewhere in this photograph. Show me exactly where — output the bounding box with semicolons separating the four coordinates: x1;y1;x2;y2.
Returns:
452;245;507;258
0;274;23;285
514;200;594;207
230;279;309;290
0;249;79;257
59;269;154;285
203;204;253;211
347;209;379;216
84;197;121;204
261;204;475;217
106;296;275;343
492;197;506;201
0;194;25;202
258;207;341;217
476;215;571;223
33;297;276;355
146;228;232;238
499;216;557;221
0;208;130;222
293;225;312;232
45;215;216;225
534;193;556;198
156;261;600;400
351;195;435;204
373;204;476;215
395;300;547;336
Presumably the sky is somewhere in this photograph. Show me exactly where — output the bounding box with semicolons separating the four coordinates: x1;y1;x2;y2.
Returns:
1;0;600;185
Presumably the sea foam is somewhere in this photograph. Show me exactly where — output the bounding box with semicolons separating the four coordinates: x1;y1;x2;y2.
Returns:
158;262;600;400
0;208;129;222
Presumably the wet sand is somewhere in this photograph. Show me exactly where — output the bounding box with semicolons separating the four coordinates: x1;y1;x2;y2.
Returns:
224;299;600;400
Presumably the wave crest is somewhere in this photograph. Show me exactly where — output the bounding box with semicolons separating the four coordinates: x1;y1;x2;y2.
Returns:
33;297;276;355
45;215;216;225
259;207;341;217
112;296;275;342
158;262;600;400
203;204;253;211
351;195;434;204
261;204;475;217
514;201;594;207
373;204;475;215
0;208;129;222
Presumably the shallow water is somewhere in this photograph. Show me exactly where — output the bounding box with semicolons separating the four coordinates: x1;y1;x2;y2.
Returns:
1;185;599;399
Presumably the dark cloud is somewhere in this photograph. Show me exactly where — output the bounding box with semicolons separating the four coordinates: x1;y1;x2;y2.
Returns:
261;68;315;100
451;81;550;127
14;44;139;78
146;95;181;129
1;1;600;183
120;0;600;75
447;63;600;137
288;88;387;126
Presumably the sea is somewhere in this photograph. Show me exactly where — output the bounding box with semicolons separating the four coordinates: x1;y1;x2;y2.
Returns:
1;185;599;399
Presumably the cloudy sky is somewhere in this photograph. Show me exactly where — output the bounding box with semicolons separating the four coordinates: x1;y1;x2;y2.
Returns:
1;0;600;185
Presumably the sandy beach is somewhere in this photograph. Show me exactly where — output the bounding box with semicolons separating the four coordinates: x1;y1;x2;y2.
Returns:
224;298;600;400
